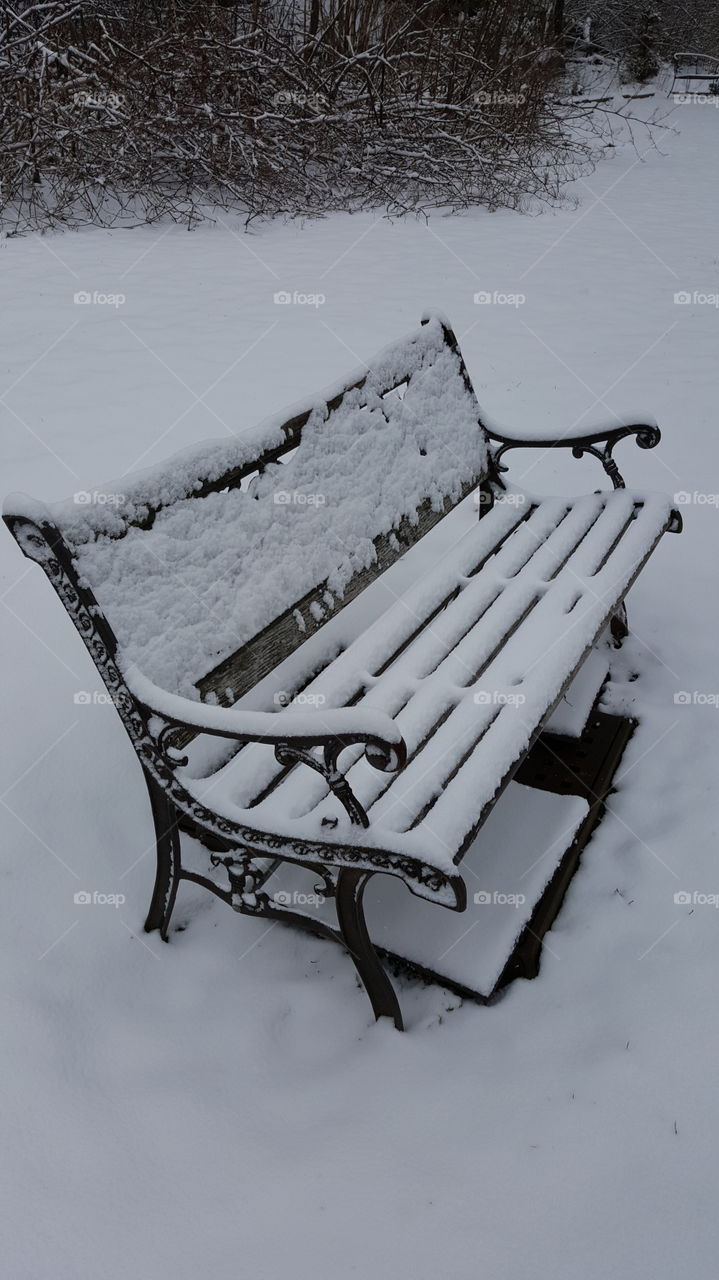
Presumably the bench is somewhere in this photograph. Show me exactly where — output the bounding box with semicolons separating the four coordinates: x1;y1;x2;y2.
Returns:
670;51;719;94
4;313;682;1029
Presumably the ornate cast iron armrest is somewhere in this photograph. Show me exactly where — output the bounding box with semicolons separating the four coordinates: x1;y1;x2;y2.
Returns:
126;670;406;829
486;422;662;491
483;421;682;533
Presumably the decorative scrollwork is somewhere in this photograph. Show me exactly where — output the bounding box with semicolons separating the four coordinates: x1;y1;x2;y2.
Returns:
274;741;370;827
210;854;338;919
570;443;624;489
312;866;338;900
487;423;662;493
156;723;190;768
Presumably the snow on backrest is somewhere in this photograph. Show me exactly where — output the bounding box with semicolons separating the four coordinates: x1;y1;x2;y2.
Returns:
61;316;489;699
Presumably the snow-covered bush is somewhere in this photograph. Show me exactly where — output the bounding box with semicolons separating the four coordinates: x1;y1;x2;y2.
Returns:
1;0;596;231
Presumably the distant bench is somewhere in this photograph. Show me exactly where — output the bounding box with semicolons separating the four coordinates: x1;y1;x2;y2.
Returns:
4;313;682;1029
671;51;719;94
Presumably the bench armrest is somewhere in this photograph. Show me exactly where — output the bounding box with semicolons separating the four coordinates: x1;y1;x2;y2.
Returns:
486;420;661;489
481;419;682;533
125;667;407;775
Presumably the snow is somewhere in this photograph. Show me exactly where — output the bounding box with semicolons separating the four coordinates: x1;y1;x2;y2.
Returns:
262;784;592;996
9;314;486;699
128;666;403;753
2;85;719;1280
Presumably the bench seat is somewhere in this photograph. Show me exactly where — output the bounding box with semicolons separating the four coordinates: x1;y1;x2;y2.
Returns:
181;488;673;891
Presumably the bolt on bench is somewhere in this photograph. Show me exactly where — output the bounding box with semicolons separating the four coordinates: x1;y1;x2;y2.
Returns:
4;313;681;1029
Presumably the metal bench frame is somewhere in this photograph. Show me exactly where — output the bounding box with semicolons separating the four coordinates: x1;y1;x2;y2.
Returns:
4;317;682;1029
670;51;719;94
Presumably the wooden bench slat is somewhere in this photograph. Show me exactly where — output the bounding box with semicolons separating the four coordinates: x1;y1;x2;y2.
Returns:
246;494;608;822
204;499;534;809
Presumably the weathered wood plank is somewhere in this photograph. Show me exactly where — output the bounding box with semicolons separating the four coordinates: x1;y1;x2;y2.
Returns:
196;479;479;706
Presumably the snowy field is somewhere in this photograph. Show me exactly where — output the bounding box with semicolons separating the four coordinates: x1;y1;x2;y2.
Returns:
2;90;718;1279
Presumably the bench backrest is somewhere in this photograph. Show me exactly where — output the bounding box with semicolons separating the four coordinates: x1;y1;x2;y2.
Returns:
672;51;719;78
5;314;491;707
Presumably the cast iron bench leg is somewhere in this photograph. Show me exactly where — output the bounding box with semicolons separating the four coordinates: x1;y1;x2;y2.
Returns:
610;602;629;647
335;868;404;1030
143;772;182;941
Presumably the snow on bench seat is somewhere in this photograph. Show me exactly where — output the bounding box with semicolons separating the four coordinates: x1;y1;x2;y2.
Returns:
183;488;673;875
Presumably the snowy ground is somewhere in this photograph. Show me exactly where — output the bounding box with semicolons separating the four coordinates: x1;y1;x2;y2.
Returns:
2;86;719;1280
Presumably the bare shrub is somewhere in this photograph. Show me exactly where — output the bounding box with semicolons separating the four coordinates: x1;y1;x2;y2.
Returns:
1;0;614;232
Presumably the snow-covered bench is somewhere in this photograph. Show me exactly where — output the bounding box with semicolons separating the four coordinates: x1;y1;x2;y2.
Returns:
4;314;682;1029
670;51;719;94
